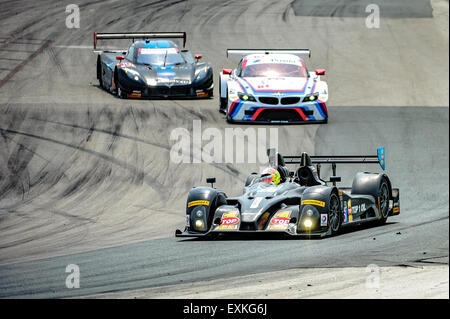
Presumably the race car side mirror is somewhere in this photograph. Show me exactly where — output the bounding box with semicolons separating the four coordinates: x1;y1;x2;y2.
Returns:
222;68;233;75
206;177;216;188
195;54;203;61
329;176;341;185
315;69;326;76
116;55;125;61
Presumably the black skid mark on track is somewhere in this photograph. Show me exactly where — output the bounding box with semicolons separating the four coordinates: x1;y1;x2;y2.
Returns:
0;128;169;200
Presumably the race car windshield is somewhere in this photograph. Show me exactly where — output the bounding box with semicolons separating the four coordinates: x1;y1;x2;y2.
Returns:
137;49;185;66
241;63;307;78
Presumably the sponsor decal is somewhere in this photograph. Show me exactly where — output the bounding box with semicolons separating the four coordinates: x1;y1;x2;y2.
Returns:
301;199;325;207
187;200;210;208
352;202;366;214
348;200;353;222
157;70;176;78
139;48;178;54
186;214;190;226
320;214;328;226
120;61;134;68
267;211;291;230
343;207;348;223
217;211;240;230
393;206;400;213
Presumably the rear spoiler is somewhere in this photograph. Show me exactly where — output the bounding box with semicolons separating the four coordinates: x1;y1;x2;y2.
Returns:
93;32;187;52
282;147;387;171
227;49;311;58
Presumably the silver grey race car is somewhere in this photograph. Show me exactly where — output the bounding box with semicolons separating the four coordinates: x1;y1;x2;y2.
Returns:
176;147;400;238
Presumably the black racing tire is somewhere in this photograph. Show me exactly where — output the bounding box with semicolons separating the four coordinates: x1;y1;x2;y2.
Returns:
377;179;390;225
219;98;227;113
219;77;228;112
328;192;342;235
97;65;103;89
114;68;126;99
97;56;104;88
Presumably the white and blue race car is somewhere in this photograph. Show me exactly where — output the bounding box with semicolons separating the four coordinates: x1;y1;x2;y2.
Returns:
219;49;328;124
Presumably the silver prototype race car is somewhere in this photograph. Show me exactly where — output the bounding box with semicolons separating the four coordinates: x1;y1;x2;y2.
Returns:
176;147;400;238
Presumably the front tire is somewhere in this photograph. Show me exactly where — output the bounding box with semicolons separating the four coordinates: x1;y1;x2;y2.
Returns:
328;192;342;235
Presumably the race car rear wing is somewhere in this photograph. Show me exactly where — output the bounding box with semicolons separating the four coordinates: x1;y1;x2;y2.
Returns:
227;49;311;58
272;147;386;177
93;32;187;52
286;147;386;177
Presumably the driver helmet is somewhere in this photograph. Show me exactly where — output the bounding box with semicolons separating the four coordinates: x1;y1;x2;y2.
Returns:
261;167;281;185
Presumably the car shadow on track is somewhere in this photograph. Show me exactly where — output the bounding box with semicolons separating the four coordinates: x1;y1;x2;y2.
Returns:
91;84;214;101
176;221;399;242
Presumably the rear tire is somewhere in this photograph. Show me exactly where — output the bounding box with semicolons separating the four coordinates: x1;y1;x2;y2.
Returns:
377;180;390;225
97;57;103;88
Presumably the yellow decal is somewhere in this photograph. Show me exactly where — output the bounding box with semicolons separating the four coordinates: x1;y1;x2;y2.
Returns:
188;200;210;208
393;207;399;213
301;199;325;207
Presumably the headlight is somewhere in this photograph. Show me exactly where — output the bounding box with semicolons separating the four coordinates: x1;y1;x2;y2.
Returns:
238;92;256;102
123;68;141;82
146;78;157;86
300;205;319;230
304;219;313;228
302;93;319;102
195;67;208;78
305;209;314;217
196;210;204;217
194;219;205;231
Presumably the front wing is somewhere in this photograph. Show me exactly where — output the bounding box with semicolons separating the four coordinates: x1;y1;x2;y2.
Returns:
175;226;332;238
226;99;328;124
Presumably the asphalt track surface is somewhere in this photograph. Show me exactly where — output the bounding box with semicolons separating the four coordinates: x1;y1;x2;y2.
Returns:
0;0;448;298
